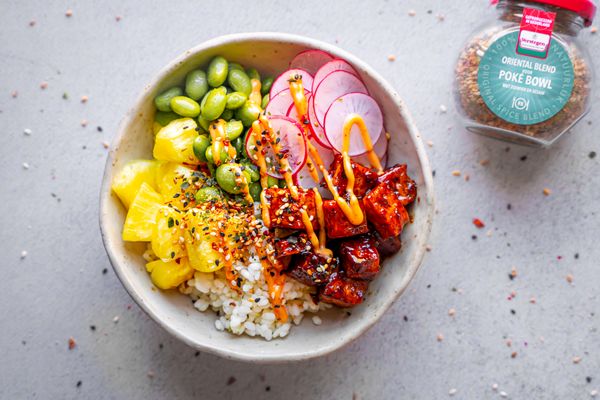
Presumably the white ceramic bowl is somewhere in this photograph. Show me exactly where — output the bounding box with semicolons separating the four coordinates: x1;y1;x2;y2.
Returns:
99;33;434;362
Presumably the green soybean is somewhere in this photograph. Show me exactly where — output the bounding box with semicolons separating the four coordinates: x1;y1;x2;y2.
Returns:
249;182;261;202
170;96;201;117
261;77;274;95
261;93;269;109
226;120;244;141
227;69;252;95
241;161;260;182
154;87;183;112
205;146;229;165
193;135;211;162
226;92;247;110
221;109;234;121
195;186;223;202
246;68;260;82
215;163;252;194
155;111;179;126
197;115;210;132
228;62;244;72
185;69;209;101
235;101;261;127
202;87;227;121
207;56;229;87
268;176;280;188
232;136;245;157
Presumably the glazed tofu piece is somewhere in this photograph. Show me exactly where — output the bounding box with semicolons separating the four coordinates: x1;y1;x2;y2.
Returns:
274;234;312;258
327;154;378;198
363;176;411;240
320;272;369;307
286;252;337;287
264;188;320;231
376;164;417;206
372;231;403;258
322;199;369;239
339;236;380;281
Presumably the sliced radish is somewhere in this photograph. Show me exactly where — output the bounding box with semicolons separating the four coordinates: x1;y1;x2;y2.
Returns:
269;69;313;99
293;140;335;199
323;92;383;157
245;116;307;179
307;95;332;149
353;129;389;168
265;88;308;118
313;70;368;126
289;50;334;76
312;59;360;93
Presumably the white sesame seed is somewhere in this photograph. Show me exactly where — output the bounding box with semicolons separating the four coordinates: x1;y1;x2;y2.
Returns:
113;316;120;323
20;250;28;259
408;9;416;16
492;383;498;391
591;389;598;397
448;388;457;396
312;316;322;325
23;128;32;136
440;105;447;113
102;141;110;149
500;391;508;397
22;162;30;169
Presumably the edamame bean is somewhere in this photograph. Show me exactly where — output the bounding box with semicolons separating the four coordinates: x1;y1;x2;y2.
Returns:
249;182;261;202
195;186;223;202
197;115;210;132
226;120;244;141
235;101;261;127
261;93;269;109
232;136;244;157
193;135;211;162
201;87;227;121
246;68;260;82
155;111;179;126
221;109;234;121
261;77;274;95
207;56;229;87
241;161;259;182
154;87;183;112
225;92;248;110
227;69;252;95
205;146;229;165
228;62;244;72
215;163;252;194
185;69;209;101
170;96;200;117
268;176;280;188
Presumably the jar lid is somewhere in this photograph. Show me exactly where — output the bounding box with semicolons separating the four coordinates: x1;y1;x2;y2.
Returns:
492;0;597;26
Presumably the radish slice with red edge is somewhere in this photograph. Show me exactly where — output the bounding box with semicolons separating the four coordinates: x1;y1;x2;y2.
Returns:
323;92;383;157
269;69;313;99
307;95;332;149
265;88;308;118
313;70;368;126
353;129;388;168
245;116;307;179
293;140;335;199
289;50;334;76
312;59;360;93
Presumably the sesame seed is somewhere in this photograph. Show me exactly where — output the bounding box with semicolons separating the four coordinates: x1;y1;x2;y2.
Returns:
23;128;32;136
591;389;598;397
566;274;574;284
573;356;582;364
408;9;416;16
500;391;508;397
543;188;552;196
492;383;498;391
29;20;36;27
22;162;30;169
65;9;73;17
11;90;18;98
440;105;447;113
102;141;109;149
40;82;48;89
387;54;396;62
312;316;322;325
20;250;27;259
427;140;434;147
591;26;598;34
452;170;461;177
437;333;444;342
448;308;456;317
448;388;457;396
81;95;88;103
113;315;120;323
115;15;122;22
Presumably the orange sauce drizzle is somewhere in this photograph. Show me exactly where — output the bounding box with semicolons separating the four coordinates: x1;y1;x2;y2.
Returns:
255;246;288;322
249;78;262;106
208;119;237;165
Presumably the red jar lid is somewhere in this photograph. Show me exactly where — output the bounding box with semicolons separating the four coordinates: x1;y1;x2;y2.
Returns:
492;0;597;26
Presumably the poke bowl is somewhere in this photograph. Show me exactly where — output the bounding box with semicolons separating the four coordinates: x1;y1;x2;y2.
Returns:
99;32;434;362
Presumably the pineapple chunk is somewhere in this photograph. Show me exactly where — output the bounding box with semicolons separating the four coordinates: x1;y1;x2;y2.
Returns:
122;183;163;241
185;209;224;272
145;257;193;290
152;206;185;261
111;160;159;209
155;162;196;206
153;118;199;164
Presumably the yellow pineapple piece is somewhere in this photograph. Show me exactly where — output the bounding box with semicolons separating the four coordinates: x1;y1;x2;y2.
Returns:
152;206;185;261
153;118;199;164
122;183;163;241
145;257;193;290
185;209;224;272
111;160;159;209
155;162;197;207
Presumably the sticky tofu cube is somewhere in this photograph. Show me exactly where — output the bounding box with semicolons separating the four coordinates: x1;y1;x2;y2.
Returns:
274;234;312;258
264;188;319;230
322;199;369;239
372;231;403;258
327;154;378;198
376;164;417;206
286;252;337;287
363;182;410;240
339;236;380;281
320;272;369;307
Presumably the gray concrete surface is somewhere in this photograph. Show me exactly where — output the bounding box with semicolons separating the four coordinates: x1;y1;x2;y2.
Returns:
1;0;599;399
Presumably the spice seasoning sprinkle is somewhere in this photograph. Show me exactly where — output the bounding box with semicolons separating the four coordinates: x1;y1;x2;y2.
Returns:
387;54;396;62
40;82;48;90
65;9;73;17
68;337;76;350
472;218;485;228
543;188;552;196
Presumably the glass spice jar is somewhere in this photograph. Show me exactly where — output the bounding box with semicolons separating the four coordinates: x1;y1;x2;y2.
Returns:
454;0;596;147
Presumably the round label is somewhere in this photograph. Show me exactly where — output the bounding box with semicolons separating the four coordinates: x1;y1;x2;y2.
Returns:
477;31;574;125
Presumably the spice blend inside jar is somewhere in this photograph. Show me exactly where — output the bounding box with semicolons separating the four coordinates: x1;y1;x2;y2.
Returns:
455;0;596;146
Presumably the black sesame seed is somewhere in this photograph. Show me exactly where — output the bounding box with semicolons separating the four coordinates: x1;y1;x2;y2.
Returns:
90;325;96;331
76;381;82;388
102;268;108;275
589;151;597;159
510;309;516;315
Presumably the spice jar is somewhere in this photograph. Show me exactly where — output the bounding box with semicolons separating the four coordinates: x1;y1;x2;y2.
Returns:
454;0;596;147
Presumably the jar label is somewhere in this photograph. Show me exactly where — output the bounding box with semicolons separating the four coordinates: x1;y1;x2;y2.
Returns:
517;8;556;59
477;31;574;125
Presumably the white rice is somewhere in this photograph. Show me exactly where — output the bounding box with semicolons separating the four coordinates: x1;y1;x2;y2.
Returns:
179;251;329;340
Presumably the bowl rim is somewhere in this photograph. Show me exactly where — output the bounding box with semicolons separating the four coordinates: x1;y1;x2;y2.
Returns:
99;32;435;363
